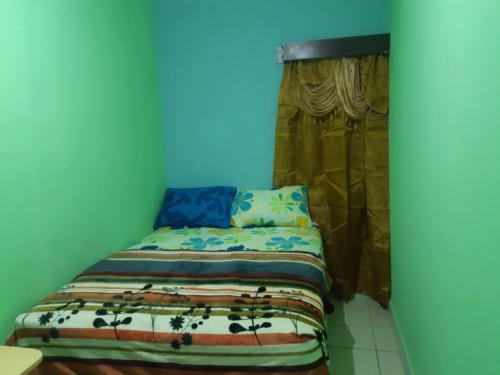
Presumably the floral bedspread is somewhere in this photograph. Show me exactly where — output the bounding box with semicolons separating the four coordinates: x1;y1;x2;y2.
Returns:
131;226;324;255
8;226;334;375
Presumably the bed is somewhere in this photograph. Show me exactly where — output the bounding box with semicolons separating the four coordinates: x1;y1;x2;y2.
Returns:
7;225;334;374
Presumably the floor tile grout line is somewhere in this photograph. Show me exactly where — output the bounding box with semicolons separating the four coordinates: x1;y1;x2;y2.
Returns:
327;345;379;350
328;299;377;351
368;299;383;375
329;296;406;374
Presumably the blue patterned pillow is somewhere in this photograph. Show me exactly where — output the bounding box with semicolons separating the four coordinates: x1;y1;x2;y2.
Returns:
154;186;237;229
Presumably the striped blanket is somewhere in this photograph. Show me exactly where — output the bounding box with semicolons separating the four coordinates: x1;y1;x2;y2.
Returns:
8;227;334;374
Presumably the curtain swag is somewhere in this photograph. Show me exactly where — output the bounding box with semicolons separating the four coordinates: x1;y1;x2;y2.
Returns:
299;58;372;120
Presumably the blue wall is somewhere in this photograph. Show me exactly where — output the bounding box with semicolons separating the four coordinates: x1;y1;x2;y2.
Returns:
154;0;389;188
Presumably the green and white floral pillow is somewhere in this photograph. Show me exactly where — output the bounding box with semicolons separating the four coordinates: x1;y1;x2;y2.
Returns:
231;186;314;228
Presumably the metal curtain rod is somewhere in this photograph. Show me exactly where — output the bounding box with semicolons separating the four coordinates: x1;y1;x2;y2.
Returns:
276;33;390;63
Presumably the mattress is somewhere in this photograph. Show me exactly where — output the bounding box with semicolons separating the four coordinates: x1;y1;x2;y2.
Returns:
8;226;334;375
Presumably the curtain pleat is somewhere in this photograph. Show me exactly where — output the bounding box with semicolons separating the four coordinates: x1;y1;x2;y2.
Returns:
273;55;390;306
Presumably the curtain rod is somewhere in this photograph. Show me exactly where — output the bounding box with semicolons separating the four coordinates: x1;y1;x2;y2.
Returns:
276;33;390;63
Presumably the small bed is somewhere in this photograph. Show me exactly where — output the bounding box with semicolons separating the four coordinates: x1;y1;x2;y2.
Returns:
8;186;335;374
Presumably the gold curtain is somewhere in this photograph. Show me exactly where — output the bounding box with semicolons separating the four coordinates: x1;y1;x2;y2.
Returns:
273;55;390;306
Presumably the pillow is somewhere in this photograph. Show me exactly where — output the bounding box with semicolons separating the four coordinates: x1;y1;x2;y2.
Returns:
154;186;237;230
231;186;313;228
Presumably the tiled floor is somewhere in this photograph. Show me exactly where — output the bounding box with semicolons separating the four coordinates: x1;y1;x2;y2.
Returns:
327;295;407;375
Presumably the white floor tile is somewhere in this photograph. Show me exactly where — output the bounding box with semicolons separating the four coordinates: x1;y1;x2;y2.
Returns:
367;297;385;310
377;350;406;375
352;294;372;303
328;324;376;349
329;347;380;375
370;306;393;328
373;326;398;351
329;298;371;325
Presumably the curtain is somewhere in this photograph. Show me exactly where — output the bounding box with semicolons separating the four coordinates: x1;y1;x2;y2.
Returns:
273;55;390;306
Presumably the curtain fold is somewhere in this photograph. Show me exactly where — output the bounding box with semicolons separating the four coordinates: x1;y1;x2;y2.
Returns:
273;54;390;306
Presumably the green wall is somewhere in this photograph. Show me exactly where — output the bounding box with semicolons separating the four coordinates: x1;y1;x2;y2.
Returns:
154;0;389;188
390;1;500;374
0;0;165;341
